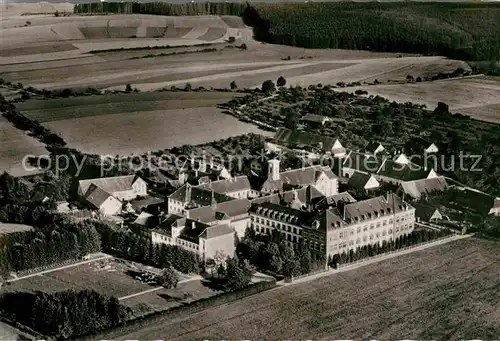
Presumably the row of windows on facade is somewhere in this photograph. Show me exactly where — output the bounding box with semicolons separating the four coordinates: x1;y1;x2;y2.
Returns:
154;233;203;251
252;224;325;251
338;214;414;238
251;216;302;235
330;224;413;250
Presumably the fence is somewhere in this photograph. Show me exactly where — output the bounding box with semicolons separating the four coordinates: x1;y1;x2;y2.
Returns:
75;279;277;341
337;234;458;269
285;267;329;283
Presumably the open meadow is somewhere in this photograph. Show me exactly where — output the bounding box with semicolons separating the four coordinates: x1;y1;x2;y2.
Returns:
0;114;47;177
97;238;500;340
14;91;271;155
348;76;500;123
1;257;218;318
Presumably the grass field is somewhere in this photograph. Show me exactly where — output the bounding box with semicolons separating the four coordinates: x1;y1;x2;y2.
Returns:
15;92;270;155
348;76;500;123
99;238;500;340
0;114;47;177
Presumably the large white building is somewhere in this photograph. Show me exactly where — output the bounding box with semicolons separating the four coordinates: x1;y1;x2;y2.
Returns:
261;159;339;197
249;193;415;258
151;215;235;263
78;175;147;216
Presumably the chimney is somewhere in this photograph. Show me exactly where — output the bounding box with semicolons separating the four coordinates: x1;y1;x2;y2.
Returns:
185;183;191;203
268;159;280;181
211;190;217;208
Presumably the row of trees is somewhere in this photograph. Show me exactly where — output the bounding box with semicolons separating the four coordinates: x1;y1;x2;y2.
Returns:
98;225;201;274
212;256;254;292
329;228;452;267
0;289;129;339
236;227;326;278
245;2;500;61
74;2;247;16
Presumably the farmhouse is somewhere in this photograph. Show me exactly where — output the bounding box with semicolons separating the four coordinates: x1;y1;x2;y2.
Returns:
400;176;448;200
413;203;443;223
151;216;235;263
365;142;385;156
250;193;415;258
300;114;331;127
342;151;384;178
451;187;500;216
376;156;438;184
83;184;123;216
348;171;380;191
79;175;147;202
261;159;339;196
269;128;346;157
405;137;439;155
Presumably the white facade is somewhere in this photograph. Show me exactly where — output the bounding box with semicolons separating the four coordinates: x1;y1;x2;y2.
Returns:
314;171;338;197
99;196;122;216
326;207;415;257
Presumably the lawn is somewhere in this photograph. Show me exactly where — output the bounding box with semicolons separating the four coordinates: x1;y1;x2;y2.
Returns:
99;238;500;340
2;259;154;299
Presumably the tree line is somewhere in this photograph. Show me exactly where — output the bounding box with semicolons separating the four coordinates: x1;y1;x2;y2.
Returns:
236;227;326;278
0;289;129;339
329;228;452;267
244;2;500;61
97;224;201;274
74;2;247;16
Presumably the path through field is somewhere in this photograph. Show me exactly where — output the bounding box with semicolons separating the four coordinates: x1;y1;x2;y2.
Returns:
95;238;500;340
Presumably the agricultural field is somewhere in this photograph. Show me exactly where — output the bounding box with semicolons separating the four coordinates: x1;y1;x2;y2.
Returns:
14;92;270;155
1;257;216;314
100;238;500;340
348;76;500;123
0;114;47;177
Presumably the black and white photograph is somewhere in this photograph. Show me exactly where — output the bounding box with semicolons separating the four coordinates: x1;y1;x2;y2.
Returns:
0;0;499;339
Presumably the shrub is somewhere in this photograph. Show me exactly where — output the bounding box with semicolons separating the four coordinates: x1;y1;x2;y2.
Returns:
277;76;286;87
230;81;238;89
157;266;180;289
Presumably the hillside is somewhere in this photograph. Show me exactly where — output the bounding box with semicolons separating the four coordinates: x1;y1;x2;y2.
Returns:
74;2;500;61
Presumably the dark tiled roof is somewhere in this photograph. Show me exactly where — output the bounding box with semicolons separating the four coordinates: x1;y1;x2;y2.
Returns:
250;202;313;225
79;175;141;196
348;171;373;189
412;203;442;221
208;176;251;195
365;142;384;154
404;136;437;154
199;224;234;239
301;114;329;123
273;128;340;152
342;194;410;224
169;184;234;206
280;165;337;186
84;184;113;208
400;177;448;199
314;192;357;209
377;159;433;182
343;151;384;174
188;198;251;223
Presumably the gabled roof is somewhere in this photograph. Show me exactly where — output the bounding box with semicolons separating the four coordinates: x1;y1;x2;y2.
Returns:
343;151;383;174
314;191;357;209
207;176;251;195
133;211;156;227
377;159;433;182
280;165;337;186
342;194;410;224
188;198;251;223
348;171;373;189
169;184;234;206
365;142;384;155
405;136;438;154
0;223;34;234
301;114;330;123
273;128;340;152
450;187;500;216
79;175;142;196
84;184;114;208
250;202;312;225
400;177;448;199
412;203;442;221
199;224;234;239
